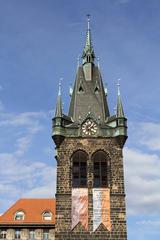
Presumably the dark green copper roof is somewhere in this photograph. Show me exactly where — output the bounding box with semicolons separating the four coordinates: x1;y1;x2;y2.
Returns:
55;83;62;117
116;84;124;118
68;65;110;123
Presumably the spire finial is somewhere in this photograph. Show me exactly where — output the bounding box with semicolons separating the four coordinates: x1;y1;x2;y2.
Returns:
87;14;90;30
58;78;63;96
116;78;125;117
55;78;63;117
117;78;121;96
82;14;95;64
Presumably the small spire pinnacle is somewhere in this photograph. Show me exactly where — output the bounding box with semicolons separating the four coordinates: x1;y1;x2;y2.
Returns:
117;78;121;96
116;79;124;118
82;14;95;64
58;78;62;96
55;79;63;117
87;14;90;30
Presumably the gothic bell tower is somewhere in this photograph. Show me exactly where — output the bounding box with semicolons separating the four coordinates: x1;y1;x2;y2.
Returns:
52;16;128;240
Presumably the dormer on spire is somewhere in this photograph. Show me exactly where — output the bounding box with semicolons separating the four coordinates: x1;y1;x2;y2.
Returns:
116;80;125;118
55;80;62;117
82;14;95;65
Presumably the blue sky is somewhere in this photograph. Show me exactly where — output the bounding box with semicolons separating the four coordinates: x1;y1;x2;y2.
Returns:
0;0;160;239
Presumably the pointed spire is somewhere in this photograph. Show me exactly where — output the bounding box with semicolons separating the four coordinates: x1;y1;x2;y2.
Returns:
116;79;125;117
85;14;92;49
87;14;90;30
55;80;62;117
82;14;95;64
77;55;80;69
97;56;100;68
104;82;108;96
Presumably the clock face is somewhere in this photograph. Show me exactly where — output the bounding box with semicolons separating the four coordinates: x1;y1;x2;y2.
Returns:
82;119;98;136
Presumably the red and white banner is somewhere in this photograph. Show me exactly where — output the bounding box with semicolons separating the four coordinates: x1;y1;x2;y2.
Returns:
72;188;88;230
93;188;111;231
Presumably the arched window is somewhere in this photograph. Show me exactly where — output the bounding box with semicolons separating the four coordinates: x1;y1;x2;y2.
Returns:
15;229;21;239
43;211;52;220
87;55;90;62
93;151;109;187
0;230;7;239
14;211;25;220
29;230;35;240
72;151;87;187
43;229;49;240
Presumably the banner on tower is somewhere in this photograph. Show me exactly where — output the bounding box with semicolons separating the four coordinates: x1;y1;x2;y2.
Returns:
93;188;111;232
72;188;88;230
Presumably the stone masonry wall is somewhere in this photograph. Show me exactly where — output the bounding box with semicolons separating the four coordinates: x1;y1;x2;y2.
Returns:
55;137;127;240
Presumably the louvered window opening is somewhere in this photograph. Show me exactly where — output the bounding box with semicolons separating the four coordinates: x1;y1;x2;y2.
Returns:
72;151;87;187
93;151;108;187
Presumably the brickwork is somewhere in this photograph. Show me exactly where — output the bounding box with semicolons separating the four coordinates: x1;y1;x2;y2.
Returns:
55;138;127;240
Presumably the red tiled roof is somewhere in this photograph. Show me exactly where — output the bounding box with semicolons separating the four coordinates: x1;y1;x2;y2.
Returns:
0;198;55;225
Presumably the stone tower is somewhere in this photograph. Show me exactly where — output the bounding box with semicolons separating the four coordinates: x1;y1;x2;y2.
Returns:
52;17;128;240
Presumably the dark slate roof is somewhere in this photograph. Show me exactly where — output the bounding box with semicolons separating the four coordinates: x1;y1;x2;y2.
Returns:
68;65;110;123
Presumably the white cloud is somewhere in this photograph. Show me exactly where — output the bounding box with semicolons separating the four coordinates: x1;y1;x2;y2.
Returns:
124;147;160;215
0;109;55;213
0;111;46;156
14;136;32;157
137;220;160;227
0;111;46;127
0;152;56;212
130;122;160;151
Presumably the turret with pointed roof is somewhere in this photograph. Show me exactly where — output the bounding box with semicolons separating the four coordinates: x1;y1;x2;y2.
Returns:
117;80;125;118
55;82;62;118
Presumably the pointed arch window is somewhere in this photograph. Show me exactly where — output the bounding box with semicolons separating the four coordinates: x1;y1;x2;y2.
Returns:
87;55;90;62
93;151;109;187
94;80;99;93
79;85;84;93
94;86;99;93
78;81;84;93
72;151;87;187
